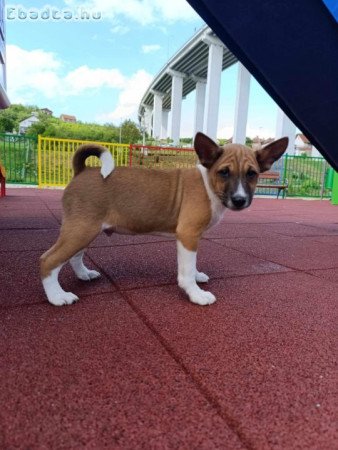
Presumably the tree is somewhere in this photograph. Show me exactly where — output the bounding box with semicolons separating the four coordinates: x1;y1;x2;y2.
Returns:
0;113;15;133
0;103;143;144
246;137;253;147
120;120;142;144
0;104;38;133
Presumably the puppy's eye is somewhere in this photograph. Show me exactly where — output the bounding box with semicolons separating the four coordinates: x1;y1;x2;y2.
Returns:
247;170;258;179
218;168;230;178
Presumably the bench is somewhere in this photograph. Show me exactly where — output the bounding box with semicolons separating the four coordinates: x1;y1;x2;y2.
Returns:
0;163;6;198
257;171;288;198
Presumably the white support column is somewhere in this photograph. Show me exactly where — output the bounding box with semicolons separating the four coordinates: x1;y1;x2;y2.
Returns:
168;69;184;146
275;107;296;155
152;91;164;140
192;75;206;137
143;105;153;136
161;109;169;139
233;63;251;144
202;34;224;140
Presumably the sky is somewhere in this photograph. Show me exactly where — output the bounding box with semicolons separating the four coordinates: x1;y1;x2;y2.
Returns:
6;0;279;138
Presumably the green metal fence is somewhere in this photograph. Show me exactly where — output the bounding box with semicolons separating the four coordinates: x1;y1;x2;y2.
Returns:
284;154;332;198
255;154;333;198
0;133;38;184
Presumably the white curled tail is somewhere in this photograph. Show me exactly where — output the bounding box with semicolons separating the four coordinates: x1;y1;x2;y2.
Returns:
72;144;115;178
100;150;115;178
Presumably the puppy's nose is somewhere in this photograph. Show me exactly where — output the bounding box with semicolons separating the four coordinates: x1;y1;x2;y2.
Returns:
231;196;246;208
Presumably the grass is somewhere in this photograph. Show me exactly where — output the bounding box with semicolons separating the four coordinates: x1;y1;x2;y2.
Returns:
285;156;332;198
0;136;38;184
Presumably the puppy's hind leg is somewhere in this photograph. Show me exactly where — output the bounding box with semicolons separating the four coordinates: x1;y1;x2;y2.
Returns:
40;222;101;306
70;250;101;281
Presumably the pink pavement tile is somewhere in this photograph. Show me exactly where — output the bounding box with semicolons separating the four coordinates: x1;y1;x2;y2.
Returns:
36;193;62;199
1;191;48;202
204;220;288;239
0;229;60;252
306;223;338;234
0;295;244;450
307;267;338;284
0;251;115;307
88;239;290;291
42;201;63;208
7;188;40;197
251;198;335;214
125;271;337;450
0;225;173;250
204;221;338;239
49;209;63;223
89;231;174;248
262;222;338;237
220;211;299;224
0;216;60;230
0;208;53;218
88;240;178;289
1;191;337;449
211;234;338;271
312;235;338;246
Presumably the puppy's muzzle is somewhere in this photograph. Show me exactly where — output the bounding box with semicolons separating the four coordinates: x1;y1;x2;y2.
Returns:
229;195;247;210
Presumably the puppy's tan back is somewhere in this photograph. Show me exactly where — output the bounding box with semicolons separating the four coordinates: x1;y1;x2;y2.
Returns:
63;166;211;235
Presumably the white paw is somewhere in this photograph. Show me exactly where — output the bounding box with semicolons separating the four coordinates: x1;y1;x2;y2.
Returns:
77;269;101;281
189;289;216;306
195;271;209;283
48;291;79;306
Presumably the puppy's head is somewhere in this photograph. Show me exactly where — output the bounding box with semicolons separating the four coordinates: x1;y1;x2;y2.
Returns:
194;132;288;211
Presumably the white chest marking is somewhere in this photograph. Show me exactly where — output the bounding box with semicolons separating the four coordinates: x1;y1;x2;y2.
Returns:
197;164;226;229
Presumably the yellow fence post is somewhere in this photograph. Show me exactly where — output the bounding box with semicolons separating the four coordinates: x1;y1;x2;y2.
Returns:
37;138;197;188
37;135;42;188
38;137;130;188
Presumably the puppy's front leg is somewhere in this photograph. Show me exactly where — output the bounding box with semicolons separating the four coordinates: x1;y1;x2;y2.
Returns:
176;239;216;306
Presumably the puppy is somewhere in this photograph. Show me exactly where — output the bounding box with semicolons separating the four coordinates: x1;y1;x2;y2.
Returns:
40;132;288;306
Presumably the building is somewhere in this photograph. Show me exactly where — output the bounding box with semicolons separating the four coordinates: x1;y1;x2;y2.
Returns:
0;0;9;108
295;133;322;157
252;136;262;150
60;114;76;123
40;108;53;116
19;112;39;134
295;134;311;155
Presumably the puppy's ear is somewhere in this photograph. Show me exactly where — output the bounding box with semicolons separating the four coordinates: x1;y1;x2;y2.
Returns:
255;137;289;172
194;132;223;169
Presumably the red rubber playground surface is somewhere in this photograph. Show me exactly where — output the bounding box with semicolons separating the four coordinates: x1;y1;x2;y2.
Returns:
0;188;337;449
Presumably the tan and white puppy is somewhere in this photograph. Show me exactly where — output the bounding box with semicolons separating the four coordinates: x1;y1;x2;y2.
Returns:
40;132;288;307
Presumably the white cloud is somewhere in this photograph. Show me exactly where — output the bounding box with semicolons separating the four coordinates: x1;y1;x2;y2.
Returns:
110;24;130;35
7;45;62;101
97;69;153;122
64;65;125;93
64;0;198;25
141;44;161;54
7;45;153;122
7;45;127;100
